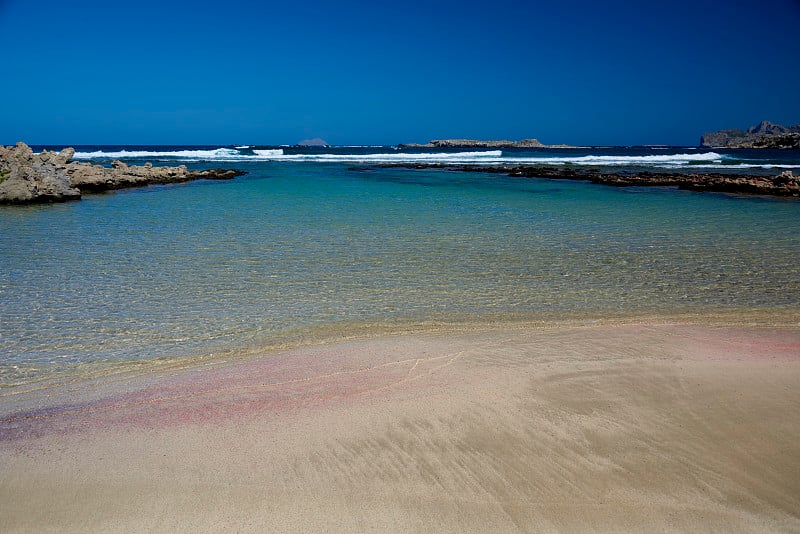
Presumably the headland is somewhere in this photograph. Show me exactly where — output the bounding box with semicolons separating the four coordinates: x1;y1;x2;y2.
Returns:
701;120;800;149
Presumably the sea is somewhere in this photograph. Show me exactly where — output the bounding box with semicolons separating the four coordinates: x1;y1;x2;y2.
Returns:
2;145;799;387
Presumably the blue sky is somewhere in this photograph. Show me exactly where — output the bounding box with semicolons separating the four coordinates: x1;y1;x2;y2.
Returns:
1;0;798;146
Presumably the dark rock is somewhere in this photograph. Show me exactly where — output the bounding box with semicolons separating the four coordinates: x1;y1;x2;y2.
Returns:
187;169;247;181
370;163;800;198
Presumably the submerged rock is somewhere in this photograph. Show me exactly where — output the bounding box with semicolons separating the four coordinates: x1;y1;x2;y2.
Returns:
68;162;246;192
1;142;247;204
368;163;800;197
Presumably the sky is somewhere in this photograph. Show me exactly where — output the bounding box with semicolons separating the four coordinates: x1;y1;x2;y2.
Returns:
1;0;799;146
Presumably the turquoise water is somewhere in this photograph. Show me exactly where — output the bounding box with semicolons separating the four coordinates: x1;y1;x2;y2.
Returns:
2;159;799;385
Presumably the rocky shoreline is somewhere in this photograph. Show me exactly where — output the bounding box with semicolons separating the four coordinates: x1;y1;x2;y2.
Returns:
0;142;246;205
701;121;800;149
365;163;800;197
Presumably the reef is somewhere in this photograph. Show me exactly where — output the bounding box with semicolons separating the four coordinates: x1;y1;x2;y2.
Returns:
364;163;800;197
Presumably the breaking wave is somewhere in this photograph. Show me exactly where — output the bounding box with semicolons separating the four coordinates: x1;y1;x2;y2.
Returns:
69;148;798;169
72;148;506;164
73;148;250;160
499;152;725;167
265;150;504;163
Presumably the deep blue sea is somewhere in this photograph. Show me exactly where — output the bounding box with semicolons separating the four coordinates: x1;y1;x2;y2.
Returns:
2;145;799;386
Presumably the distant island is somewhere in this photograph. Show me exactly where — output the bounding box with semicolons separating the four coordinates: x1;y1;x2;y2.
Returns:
297;138;329;147
701;120;800;148
399;139;575;149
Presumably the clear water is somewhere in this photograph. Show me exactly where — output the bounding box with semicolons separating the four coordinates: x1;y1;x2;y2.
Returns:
2;154;799;385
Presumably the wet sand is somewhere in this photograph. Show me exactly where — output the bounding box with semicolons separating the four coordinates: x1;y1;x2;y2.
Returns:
2;321;800;532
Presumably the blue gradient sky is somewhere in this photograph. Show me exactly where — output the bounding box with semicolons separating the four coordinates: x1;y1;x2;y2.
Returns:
1;0;798;146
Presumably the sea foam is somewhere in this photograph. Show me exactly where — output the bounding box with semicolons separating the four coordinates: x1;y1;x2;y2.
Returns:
73;148;248;160
498;152;725;167
264;150;504;163
72;148;505;164
68;148;799;170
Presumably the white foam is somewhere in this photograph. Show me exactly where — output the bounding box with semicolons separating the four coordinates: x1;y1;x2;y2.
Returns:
497;152;725;167
252;149;285;157
265;150;504;163
250;151;724;166
69;149;797;169
73;148;279;161
72;148;504;163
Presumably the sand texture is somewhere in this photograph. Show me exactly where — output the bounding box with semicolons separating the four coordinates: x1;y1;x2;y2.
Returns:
2;322;800;532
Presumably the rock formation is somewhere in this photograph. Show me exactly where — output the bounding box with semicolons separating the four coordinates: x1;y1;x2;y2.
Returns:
0;143;82;203
1;142;246;204
701;121;800;148
365;163;800;197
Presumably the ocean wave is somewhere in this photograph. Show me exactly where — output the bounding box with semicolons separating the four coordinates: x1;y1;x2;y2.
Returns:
73;149;506;163
252;149;286;157
498;152;725;167
69;149;796;169
265;150;504;163
73;148;251;160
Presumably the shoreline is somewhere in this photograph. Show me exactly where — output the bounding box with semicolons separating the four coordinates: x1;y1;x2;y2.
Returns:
2;317;799;531
3;307;798;394
367;162;800;197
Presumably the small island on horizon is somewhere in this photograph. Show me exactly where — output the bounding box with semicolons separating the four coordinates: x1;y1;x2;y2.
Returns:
399;120;800;150
398;138;576;149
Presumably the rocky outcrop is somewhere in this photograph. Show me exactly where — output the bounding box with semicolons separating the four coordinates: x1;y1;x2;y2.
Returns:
399;139;571;149
0;143;82;204
1;142;246;204
701;121;800;148
365;163;800;197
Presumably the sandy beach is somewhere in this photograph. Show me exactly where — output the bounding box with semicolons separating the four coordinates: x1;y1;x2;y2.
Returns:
2;320;799;532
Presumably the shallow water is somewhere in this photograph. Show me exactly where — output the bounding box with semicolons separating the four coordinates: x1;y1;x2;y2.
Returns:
1;160;799;385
